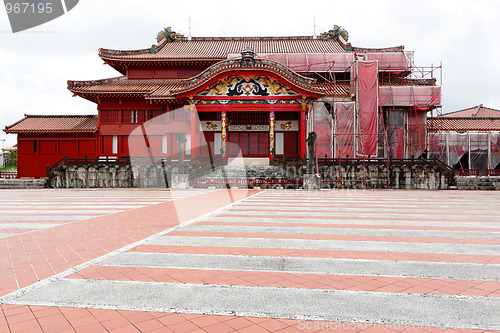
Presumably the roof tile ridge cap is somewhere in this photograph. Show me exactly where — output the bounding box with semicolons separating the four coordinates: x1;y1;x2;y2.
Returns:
473;105;482;117
23;114;97;118
443;105;482;116
352;45;405;53
190;36;315;41
482;106;500;113
4;115;29;131
154;38;169;53
99;47;153;57
68;76;126;87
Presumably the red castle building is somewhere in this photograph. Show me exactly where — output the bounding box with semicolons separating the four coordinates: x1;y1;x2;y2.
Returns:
5;26;441;178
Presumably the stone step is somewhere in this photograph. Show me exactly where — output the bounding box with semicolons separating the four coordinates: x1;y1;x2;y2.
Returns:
193;165;293;180
0;179;46;189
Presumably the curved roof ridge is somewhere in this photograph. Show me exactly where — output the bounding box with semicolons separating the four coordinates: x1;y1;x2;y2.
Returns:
170;56;321;96
441;105;500;117
23;114;97;118
352;45;405;53
68;76;127;88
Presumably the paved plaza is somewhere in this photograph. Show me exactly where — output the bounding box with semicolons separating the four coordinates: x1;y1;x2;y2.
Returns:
0;188;499;332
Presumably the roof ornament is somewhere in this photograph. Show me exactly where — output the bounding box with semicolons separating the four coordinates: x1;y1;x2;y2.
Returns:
156;27;184;43
240;47;256;66
320;25;349;42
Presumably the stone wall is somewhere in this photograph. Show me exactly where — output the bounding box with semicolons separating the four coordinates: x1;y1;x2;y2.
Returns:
47;162;170;188
192;162;452;190
318;164;450;190
47;159;453;190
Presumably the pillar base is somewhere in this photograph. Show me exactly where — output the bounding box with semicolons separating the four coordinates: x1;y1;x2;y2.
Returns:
302;173;321;190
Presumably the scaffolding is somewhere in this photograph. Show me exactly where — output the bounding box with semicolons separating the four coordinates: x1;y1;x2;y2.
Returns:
229;50;444;167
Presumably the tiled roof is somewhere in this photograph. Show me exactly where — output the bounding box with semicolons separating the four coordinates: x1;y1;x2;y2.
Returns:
99;37;349;62
427;117;500;131
440;105;500;118
4;115;98;134
69;60;349;100
68;76;183;96
379;78;437;86
316;82;350;97
169;57;323;97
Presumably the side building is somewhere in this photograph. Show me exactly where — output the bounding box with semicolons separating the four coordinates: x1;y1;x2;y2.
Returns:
428;105;500;175
5;26;441;179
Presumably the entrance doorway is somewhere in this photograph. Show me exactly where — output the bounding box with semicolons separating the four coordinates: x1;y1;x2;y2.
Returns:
228;132;269;157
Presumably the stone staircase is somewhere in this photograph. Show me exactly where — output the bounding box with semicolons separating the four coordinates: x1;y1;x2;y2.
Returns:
0;179;46;189
190;158;301;188
456;176;500;190
192;164;293;180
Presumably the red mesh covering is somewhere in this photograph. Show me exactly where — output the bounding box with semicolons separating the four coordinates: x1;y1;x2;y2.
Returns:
252;53;355;72
407;110;427;158
334;102;355;158
364;52;411;72
312;102;333;158
379;86;441;107
356;61;378;156
387;110;405;158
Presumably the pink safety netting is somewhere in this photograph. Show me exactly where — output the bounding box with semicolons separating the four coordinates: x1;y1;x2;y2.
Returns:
379;86;441;107
356;61;378;156
312;102;333;158
228;53;355;72
334;102;355;158
428;131;500;173
407;110;427;158
387;110;405;158
364;52;411;72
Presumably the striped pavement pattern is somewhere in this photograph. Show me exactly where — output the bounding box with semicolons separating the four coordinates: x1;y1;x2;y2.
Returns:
1;189;499;332
0;189;205;238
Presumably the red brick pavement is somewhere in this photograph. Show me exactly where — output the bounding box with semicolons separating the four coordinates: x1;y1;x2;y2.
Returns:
1;303;497;333
67;265;500;297
1;189;500;333
167;230;500;245
130;244;500;265
0;189;257;297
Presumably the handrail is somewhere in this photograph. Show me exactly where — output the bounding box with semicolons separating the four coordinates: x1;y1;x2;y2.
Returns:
0;171;18;179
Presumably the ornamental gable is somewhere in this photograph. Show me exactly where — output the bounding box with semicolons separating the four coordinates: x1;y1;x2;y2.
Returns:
196;75;301;98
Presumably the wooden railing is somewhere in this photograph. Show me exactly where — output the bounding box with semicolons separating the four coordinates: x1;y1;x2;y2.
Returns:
0;171;17;179
486;169;500;176
458;169;480;176
190;178;302;188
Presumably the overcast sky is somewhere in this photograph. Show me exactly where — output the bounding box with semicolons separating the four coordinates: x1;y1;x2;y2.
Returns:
1;0;499;147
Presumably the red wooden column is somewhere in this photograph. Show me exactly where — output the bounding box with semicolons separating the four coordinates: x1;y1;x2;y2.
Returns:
269;108;275;161
299;102;307;158
221;107;228;160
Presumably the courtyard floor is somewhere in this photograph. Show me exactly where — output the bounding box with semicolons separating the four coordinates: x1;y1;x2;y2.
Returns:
0;188;499;333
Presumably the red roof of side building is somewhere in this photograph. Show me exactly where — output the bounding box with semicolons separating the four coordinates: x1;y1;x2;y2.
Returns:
99;36;351;62
68;76;183;96
428;105;500;131
440;105;500;118
4;115;98;134
68;76;349;100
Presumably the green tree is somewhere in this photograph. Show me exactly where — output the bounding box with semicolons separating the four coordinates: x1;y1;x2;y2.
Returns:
5;151;17;167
